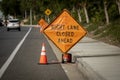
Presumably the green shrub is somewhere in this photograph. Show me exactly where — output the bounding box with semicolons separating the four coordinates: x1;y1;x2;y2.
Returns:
86;23;98;32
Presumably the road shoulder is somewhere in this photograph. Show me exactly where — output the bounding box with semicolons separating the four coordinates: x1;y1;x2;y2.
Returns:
47;36;85;80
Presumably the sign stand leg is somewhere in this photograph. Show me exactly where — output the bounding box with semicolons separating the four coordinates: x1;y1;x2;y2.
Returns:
47;16;50;23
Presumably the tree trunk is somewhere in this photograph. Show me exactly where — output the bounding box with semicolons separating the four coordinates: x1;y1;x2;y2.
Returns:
104;1;109;25
25;10;27;19
33;10;36;21
77;8;82;22
30;9;32;25
72;6;75;13
83;4;89;23
116;0;120;15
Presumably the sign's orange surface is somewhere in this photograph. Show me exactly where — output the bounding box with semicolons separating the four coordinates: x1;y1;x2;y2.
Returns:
38;18;48;32
44;9;87;53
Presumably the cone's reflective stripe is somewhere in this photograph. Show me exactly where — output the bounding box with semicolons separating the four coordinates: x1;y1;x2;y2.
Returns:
41;51;46;55
41;43;46;55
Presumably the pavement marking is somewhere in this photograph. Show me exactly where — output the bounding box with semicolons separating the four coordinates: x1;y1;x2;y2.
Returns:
0;27;32;78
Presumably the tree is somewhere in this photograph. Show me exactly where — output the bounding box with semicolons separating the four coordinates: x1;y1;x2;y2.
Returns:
103;0;110;25
116;0;120;15
20;0;30;19
0;0;119;25
1;0;10;16
77;8;82;22
73;0;82;23
1;0;21;17
79;0;89;23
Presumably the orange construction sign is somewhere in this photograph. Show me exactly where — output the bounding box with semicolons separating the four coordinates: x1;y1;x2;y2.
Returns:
44;9;87;53
38;18;48;32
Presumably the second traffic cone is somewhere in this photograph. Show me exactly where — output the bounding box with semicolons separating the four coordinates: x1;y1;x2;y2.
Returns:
40;27;43;33
39;43;48;64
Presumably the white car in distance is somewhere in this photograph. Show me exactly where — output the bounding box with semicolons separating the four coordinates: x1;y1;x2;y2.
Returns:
7;19;21;31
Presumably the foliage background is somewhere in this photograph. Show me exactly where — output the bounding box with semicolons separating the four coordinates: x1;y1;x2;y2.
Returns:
0;0;120;47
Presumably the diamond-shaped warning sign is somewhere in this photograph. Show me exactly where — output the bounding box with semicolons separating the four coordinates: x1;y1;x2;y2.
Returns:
45;9;51;16
44;9;87;53
38;18;48;32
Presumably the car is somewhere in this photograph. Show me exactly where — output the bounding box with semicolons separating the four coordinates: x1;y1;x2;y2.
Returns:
0;19;4;26
7;19;21;31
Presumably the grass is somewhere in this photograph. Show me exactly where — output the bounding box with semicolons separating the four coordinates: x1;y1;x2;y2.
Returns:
86;17;120;47
105;23;120;42
86;23;98;32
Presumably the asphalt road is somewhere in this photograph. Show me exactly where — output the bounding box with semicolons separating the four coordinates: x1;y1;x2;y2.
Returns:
0;26;69;80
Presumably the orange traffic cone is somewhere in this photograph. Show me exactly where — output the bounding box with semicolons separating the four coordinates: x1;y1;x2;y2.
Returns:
39;43;48;64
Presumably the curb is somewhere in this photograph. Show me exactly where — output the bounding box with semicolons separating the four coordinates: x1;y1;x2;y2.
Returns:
46;35;105;80
74;57;106;80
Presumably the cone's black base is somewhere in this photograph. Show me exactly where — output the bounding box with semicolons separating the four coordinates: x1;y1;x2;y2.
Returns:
38;63;48;65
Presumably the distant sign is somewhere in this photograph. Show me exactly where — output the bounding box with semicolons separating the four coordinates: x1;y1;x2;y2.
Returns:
38;18;48;32
45;9;52;16
44;9;87;53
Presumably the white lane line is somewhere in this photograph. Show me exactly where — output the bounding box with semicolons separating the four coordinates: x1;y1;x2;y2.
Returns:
0;27;32;78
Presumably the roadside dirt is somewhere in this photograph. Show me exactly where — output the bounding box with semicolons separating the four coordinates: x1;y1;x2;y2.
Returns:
87;33;120;48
